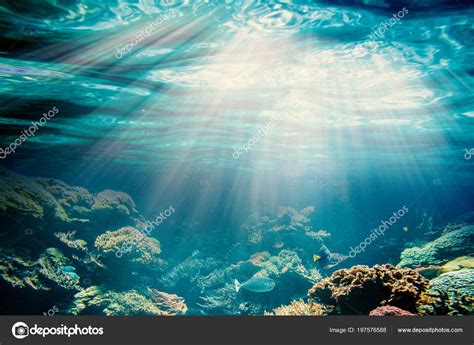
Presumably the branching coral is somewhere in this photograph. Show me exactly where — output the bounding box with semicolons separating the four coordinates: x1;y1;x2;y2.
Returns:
265;300;328;316
308;264;428;314
159;256;220;288
94;227;161;265
38;248;81;290
147;288;188;315
55;231;88;251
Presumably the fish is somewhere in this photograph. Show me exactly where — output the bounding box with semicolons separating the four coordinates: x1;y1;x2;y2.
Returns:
314;245;347;269
65;271;80;280
234;276;275;293
274;242;284;248
60;266;76;273
402;226;408;232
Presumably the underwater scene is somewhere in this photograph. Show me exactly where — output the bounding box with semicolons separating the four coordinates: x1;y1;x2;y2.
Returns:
0;0;473;317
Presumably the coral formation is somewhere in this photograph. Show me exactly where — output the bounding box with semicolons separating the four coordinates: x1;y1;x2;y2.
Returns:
55;231;88;251
70;286;170;315
0;250;46;290
308;264;428;314
95;227;161;265
417;269;473;315
38;248;82;290
148;288;188;315
265;299;328;316
399;225;474;267
369;306;416;316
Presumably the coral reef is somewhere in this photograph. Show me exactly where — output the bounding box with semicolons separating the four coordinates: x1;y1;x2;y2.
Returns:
240;206;324;254
0;247;81;291
69;286;170;316
95;227;161;265
265;300;328;316
414;256;474;279
440;256;474;273
38;248;82;290
54;231;88;252
148;288;188;315
369;306;416;316
308;264;428;314
92;190;140;222
0;168;143;247
399;225;474;268
417;269;473;315
0;249;46;290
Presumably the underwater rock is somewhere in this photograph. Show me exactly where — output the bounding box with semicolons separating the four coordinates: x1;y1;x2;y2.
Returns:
147;288;188;315
69;286;169;316
308;264;428;315
94;227;161;265
399;225;474;268
369;306;416;316
416;269;473;315
265;299;329;316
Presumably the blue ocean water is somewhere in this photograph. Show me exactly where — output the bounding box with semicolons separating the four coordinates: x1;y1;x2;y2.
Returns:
0;0;473;315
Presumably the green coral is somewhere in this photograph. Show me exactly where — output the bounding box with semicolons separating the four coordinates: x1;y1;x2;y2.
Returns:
92;190;138;218
0;250;45;289
0;169;69;222
38;248;81;290
417;269;474;315
70;286;167;316
54;231;88;251
95;227;161;265
399;225;474;267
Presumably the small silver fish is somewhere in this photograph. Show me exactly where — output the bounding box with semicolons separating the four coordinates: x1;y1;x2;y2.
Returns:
234;276;275;293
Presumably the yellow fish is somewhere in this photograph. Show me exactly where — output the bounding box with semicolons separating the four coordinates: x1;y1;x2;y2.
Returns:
402;226;408;232
313;254;321;262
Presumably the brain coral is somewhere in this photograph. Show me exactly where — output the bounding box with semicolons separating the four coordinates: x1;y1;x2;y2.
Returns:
417;269;474;315
308;264;428;314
